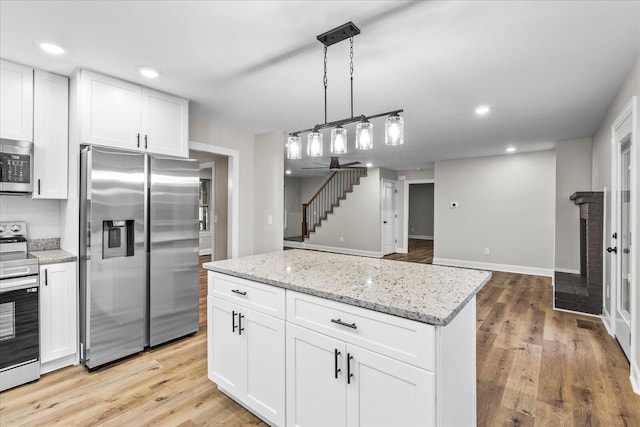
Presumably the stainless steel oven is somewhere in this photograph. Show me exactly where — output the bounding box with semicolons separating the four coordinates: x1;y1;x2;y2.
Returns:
0;139;33;194
0;222;40;391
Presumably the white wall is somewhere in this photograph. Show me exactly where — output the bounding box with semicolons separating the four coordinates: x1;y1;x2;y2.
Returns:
0;196;61;239
434;150;556;275
409;183;434;239
554;138;593;273
284;176;301;238
189;118;256;257
253;131;284;255
307;168;382;255
591;53;640;383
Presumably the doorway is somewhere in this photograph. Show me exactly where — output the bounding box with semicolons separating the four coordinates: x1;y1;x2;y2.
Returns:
401;179;435;262
610;97;636;361
382;179;397;256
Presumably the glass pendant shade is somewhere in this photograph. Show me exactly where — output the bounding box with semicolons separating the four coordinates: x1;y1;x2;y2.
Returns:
307;130;323;157
355;120;373;150
330;126;348;154
385;113;404;146
287;135;302;160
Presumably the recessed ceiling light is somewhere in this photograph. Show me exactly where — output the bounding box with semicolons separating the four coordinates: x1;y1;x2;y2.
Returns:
136;66;161;78
506;146;516;153
474;105;491;115
36;40;66;55
366;162;373;168
285;170;292;175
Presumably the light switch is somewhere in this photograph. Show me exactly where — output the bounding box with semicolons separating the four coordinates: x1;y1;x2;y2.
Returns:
267;215;273;225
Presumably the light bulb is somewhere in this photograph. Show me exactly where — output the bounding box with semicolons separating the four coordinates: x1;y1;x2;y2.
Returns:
307;130;323;157
287;135;302;160
385;113;404;146
330;126;347;154
356;120;373;150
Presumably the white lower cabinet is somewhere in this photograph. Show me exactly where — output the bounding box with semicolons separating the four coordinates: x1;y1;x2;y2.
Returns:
286;323;435;427
208;273;477;427
208;295;286;426
40;261;77;374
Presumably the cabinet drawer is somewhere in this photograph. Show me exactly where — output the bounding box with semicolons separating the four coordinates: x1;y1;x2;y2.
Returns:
209;272;285;319
287;291;436;371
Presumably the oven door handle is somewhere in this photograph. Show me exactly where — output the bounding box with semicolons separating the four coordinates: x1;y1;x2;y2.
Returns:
0;276;39;292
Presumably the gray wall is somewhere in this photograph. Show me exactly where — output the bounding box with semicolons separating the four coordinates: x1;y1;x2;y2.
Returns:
409;183;434;239
253;131;284;255
434;150;556;271
554;138;592;272
307;168;382;253
284;176;302;238
591;54;639;368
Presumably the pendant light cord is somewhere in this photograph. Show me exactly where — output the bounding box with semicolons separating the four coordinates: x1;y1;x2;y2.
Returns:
323;45;328;124
350;35;354;118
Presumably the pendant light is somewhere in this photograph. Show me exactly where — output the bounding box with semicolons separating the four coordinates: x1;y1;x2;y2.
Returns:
288;22;405;159
385;112;404;146
287;134;302;160
355;119;373;150
307;128;323;157
330;125;347;154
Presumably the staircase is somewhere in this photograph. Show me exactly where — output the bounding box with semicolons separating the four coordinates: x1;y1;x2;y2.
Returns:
302;168;367;239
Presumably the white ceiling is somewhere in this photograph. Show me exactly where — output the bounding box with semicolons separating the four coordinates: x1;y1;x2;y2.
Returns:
1;1;639;176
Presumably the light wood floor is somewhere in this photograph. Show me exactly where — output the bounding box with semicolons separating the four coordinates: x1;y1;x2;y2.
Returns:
1;255;638;426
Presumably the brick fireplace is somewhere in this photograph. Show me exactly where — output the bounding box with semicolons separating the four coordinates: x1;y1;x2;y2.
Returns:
554;191;603;314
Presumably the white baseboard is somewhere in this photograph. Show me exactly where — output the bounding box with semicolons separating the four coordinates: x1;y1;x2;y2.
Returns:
601;306;614;336
432;258;554;277
408;235;433;240
395;246;408;254
284;240;382;258
631;361;640;396
554;267;581;275
199;249;212;256
40;354;76;375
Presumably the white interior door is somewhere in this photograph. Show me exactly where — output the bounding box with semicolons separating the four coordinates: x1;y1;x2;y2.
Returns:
382;180;396;255
612;107;633;361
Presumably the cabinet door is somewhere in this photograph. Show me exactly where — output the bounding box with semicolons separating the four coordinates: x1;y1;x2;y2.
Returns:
33;70;69;199
0;60;33;141
244;306;285;426
286;323;347;427
80;70;141;150
345;344;435;427
40;262;77;366
208;296;245;396
141;88;188;158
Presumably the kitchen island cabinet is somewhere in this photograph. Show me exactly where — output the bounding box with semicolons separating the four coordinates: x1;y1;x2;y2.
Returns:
205;250;490;427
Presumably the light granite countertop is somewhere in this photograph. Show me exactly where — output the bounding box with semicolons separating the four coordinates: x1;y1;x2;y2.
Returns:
30;249;77;265
204;249;491;326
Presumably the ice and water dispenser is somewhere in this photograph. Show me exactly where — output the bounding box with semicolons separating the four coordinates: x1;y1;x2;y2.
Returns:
102;220;134;259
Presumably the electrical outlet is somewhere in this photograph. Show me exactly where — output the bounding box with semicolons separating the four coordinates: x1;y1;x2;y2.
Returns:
267;215;273;225
340;236;344;242
484;248;490;255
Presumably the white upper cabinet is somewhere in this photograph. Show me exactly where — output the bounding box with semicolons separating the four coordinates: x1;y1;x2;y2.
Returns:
78;69;189;157
0;60;34;141
33;70;69;199
141;88;188;158
80;70;142;150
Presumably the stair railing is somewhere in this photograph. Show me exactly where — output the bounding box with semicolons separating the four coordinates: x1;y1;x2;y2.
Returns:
301;168;367;239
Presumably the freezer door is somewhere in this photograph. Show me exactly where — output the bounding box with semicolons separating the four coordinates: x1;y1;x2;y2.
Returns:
80;146;146;369
149;155;199;346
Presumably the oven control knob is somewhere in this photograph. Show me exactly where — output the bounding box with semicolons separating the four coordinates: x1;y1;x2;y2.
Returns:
10;224;21;233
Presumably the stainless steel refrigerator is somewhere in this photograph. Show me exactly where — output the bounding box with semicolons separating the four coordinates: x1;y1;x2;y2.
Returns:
79;145;199;369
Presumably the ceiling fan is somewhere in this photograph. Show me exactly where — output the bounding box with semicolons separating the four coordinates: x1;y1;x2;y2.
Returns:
302;156;362;170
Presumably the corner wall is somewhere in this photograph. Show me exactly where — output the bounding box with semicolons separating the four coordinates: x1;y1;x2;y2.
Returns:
554;138;593;272
433;150;556;275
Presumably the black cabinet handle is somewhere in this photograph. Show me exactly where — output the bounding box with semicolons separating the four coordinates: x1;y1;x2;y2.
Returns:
231;289;247;296
334;349;341;379
144;134;148;149
238;313;245;335
37;179;41;195
137;133;140;148
347;353;354;384
232;310;237;333
607;247;617;254
331;318;357;329
44;269;48;286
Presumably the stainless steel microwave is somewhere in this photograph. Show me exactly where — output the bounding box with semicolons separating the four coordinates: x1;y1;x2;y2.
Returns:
0;139;33;194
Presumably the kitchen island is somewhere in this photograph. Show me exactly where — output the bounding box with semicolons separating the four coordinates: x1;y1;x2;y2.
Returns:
204;249;491;427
